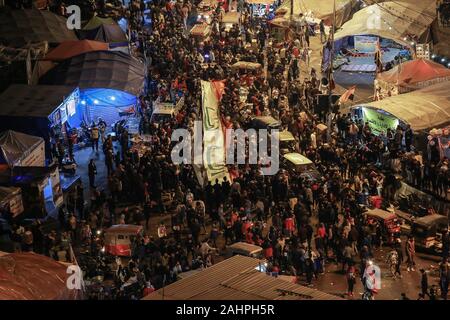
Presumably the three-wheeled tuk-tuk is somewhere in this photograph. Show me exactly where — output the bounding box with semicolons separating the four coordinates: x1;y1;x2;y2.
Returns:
277;130;296;154
363;209;401;245
410;214;448;254
249;115;281;130
104;224;144;257
282;152;322;182
225;242;263;258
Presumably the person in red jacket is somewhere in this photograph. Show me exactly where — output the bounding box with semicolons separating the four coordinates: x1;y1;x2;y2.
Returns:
142;282;155;297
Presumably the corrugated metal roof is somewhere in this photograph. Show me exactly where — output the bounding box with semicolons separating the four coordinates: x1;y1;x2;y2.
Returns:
144;255;342;300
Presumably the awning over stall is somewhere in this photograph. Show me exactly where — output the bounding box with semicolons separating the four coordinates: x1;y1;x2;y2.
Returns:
39;51;145;96
334;1;437;46
0;9;77;47
356;82;450;131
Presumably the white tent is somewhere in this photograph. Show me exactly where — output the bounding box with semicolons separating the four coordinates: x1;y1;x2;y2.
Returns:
277;0;359;27
355;82;450;131
334;1;437;46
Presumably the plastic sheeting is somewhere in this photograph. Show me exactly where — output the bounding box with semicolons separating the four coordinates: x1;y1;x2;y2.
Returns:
0;130;44;167
39;51;145;96
355;82;450;131
334;1;436;46
0;9;77;47
0;252;81;300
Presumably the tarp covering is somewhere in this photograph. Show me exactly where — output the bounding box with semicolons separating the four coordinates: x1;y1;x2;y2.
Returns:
334;1;436;46
0;84;76;118
356;82;450;131
277;0;359;27
82;16;116;30
376;59;450;87
0;252;81;300
39;51;145;96
0;130;45;167
0;9;77;47
43;40;109;61
79;24;128;46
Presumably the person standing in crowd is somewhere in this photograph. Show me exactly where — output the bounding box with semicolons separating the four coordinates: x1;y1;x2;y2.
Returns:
406;236;416;272
346;261;356;298
319;20;326;43
420;269;429;298
91;123;100;152
88;159;97;188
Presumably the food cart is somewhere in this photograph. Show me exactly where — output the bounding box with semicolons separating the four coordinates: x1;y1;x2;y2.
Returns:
103;224;144;257
363;208;401;245
190;23;211;41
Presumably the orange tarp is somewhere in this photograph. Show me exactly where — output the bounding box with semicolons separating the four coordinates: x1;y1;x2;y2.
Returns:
44;40;109;61
376;59;450;85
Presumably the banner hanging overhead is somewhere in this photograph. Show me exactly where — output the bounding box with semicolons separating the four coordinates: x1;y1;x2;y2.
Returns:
354;36;379;53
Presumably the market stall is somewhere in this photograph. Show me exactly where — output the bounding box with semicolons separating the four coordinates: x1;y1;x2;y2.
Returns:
0;164;63;219
0;130;46;168
352;82;450;135
0;84;78;158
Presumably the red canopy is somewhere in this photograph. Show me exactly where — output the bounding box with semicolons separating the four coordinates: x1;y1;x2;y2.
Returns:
377;59;450;85
44;40;109;61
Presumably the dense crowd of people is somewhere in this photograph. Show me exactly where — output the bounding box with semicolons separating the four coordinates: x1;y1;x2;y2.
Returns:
0;0;449;301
